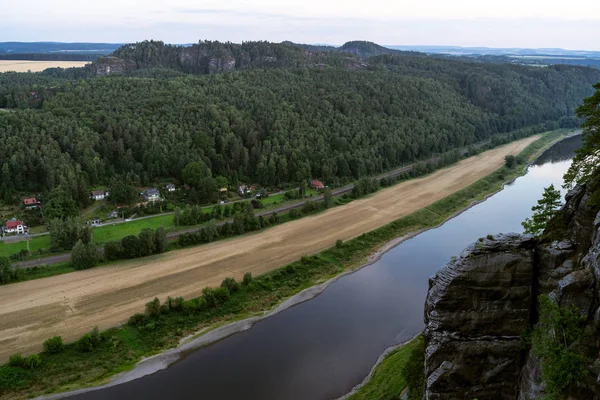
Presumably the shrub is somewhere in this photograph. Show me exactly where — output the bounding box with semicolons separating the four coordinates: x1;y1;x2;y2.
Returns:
23;354;42;369
103;241;124;261
214;287;230;305
43;336;64;354
242;272;253;286
289;209;300;219
8;354;24;367
171;296;184;311
335;239;343;248
486;234;494;240
129;313;147;326
72;240;100;270
221;277;240;293
202;287;217;308
145;297;161;317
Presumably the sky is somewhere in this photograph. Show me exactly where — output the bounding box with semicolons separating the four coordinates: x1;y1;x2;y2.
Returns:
3;0;600;50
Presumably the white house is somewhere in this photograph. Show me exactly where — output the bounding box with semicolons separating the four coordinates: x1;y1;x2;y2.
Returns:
4;219;25;235
165;183;176;192
91;190;106;201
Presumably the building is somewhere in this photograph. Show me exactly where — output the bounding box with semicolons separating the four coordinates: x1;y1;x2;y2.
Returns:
90;190;106;201
23;197;38;209
144;188;161;202
311;179;325;190
239;185;250;196
165;183;176;192
4;219;25;235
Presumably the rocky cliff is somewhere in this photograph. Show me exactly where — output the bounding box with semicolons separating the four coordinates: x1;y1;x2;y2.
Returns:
424;181;600;399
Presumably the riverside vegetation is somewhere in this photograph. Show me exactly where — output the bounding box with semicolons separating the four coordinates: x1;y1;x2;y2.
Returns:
0;129;569;398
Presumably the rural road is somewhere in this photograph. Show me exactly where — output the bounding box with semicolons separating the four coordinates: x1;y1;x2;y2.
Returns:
13;160;415;268
0;135;539;362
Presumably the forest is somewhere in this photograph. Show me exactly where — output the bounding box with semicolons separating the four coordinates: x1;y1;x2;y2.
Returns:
0;40;599;206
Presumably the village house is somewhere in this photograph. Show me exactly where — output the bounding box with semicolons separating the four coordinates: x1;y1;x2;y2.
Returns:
23;197;38;209
311;179;325;190
164;183;176;192
238;185;251;196
144;188;161;202
90;190;106;201
3;219;25;235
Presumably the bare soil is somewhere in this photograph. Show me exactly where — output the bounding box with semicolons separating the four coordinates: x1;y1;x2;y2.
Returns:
0;61;89;73
0;136;539;362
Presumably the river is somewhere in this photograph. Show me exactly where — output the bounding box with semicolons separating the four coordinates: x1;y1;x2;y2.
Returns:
70;135;582;400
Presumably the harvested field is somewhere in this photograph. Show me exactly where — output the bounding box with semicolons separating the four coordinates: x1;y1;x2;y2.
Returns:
0;60;89;73
0;136;539;362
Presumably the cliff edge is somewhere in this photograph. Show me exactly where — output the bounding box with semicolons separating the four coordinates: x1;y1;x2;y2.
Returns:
424;182;600;399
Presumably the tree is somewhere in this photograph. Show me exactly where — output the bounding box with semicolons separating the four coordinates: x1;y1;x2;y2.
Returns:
531;295;588;398
154;226;168;253
43;186;79;221
72;240;100;270
564;82;600;188
504;155;516;168
522;185;562;236
121;235;141;258
323;188;334;208
49;217;91;251
103;241;124;260
110;181;139;205
43;336;64;354
137;228;156;257
0;256;15;284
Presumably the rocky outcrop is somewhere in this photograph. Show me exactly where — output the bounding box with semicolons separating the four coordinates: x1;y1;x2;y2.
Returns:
424;234;536;399
92;56;135;76
424;183;600;399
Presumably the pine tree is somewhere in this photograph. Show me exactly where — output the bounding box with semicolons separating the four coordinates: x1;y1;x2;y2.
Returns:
522;184;562;236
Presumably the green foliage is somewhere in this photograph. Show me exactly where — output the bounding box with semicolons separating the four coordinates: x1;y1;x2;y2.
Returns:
323;189;334;208
71;240;100;270
335;239;344;248
242;272;253;286
154;226;168;253
109;181;138;205
289;209;300;219
221;277;240;293
22;355;41;369
0;256;17;284
43;336;64;354
77;328;101;352
522;184;563;237
564;83;600;188
531;295;588;399
103;241;124;261
42;186;80;220
145;297;161;317
213;287;231;305
403;336;425;400
49;217;92;252
128;313;147;326
504;155;517;168
137;228;156;257
8;354;23;368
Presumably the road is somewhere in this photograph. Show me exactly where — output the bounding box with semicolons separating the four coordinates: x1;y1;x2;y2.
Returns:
0;136;539;362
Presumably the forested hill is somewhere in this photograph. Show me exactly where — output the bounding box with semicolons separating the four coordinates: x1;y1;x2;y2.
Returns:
0;39;599;206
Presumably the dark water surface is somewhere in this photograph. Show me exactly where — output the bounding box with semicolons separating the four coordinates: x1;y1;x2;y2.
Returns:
74;136;581;400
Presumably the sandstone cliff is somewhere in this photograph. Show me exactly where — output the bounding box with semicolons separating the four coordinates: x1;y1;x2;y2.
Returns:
424;182;600;399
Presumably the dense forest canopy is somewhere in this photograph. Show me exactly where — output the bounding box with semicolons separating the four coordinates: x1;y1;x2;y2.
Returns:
0;40;599;206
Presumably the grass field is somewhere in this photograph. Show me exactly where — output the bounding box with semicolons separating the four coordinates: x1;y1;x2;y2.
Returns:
0;236;51;258
91;215;176;243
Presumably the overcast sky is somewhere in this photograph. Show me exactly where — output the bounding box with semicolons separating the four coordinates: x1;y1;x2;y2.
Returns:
3;0;600;50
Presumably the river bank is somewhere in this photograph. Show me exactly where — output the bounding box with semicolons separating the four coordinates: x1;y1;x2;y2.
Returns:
0;131;571;399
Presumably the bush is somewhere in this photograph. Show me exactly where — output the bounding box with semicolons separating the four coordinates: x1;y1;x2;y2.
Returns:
242;272;253;286
43;336;64;354
77;328;101;352
23;354;42;369
103;241;124;261
221;277;240;293
8;354;24;367
72;240;100;270
335;239;343;248
171;296;184;311
129;313;147;326
202;287;217;308
289;209;300;219
145;297;161;317
213;287;230;305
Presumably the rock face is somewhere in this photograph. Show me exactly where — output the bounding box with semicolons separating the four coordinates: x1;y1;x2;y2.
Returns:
424;183;600;399
424;234;536;399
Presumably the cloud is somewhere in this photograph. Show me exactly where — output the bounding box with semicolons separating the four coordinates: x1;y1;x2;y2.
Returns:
172;7;323;22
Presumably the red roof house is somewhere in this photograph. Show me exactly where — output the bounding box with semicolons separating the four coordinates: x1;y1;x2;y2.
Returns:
4;219;25;234
23;197;37;206
311;180;325;190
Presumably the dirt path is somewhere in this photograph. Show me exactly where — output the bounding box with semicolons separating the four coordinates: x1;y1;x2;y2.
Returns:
0;136;539;362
